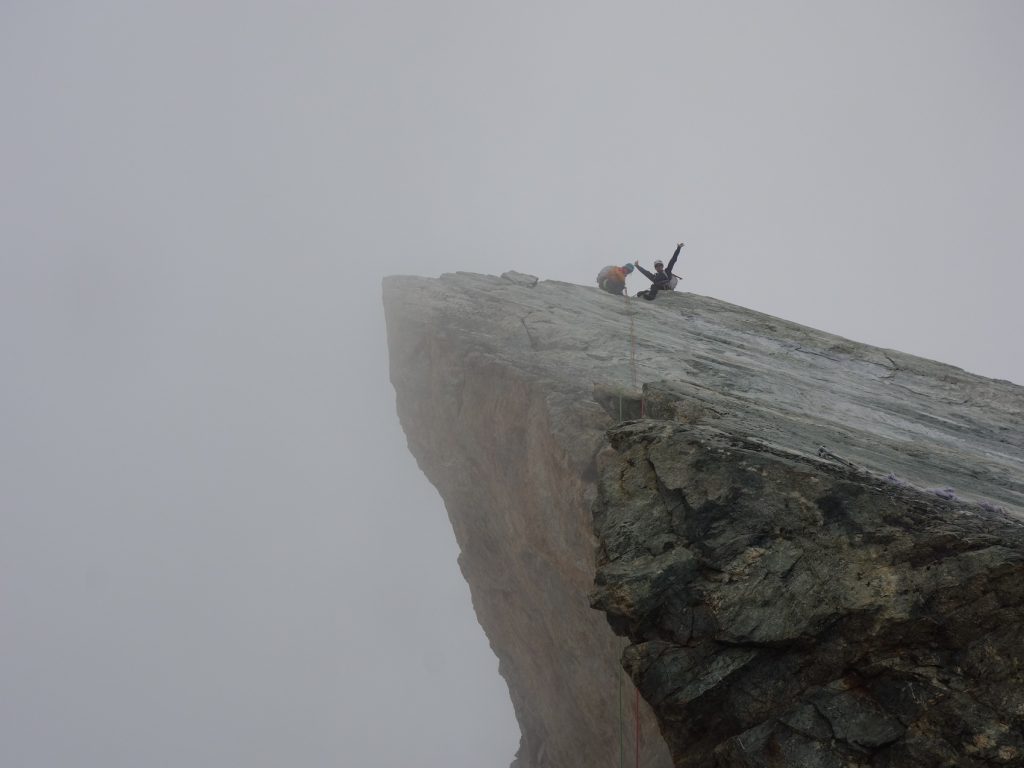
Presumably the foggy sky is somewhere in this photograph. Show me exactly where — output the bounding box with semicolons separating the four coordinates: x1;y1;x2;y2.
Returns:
2;3;1022;767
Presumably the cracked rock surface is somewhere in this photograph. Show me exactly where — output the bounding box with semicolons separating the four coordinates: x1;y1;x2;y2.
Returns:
383;271;1024;767
593;423;1024;766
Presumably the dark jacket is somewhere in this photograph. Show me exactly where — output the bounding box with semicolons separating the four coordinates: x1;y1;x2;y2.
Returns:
636;243;682;289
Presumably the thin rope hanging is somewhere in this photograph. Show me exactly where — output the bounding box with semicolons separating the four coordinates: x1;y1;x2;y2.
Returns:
618;668;624;768
623;293;644;416
635;687;641;768
625;293;638;389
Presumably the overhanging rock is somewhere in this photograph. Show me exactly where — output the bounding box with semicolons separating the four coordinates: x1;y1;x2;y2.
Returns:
593;421;1024;766
383;272;1023;767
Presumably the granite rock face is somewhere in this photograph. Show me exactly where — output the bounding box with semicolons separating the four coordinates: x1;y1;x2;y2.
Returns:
592;423;1024;766
383;272;1024;767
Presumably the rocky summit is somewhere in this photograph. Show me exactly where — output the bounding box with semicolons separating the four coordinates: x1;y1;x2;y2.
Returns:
383;272;1024;768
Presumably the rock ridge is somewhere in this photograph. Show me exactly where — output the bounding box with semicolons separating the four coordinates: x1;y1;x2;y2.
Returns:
383;272;1024;767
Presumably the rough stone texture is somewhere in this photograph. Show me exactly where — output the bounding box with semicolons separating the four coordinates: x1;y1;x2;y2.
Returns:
593;423;1024;767
384;273;671;768
383;272;1024;767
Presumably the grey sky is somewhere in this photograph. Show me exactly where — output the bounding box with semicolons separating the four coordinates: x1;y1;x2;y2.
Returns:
2;2;1022;767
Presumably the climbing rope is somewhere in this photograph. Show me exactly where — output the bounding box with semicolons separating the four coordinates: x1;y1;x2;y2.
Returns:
618;669;624;768
635;687;641;768
615;665;644;768
623;293;645;417
625;293;638;389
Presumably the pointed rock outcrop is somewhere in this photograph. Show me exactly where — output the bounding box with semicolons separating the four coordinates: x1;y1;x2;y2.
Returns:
384;272;1023;767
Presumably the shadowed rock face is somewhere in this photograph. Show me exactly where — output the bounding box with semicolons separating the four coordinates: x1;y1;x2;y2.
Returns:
383;272;1024;768
592;423;1024;766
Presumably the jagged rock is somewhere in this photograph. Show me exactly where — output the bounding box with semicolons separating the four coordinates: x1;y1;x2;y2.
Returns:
383;272;1024;767
592;423;1024;766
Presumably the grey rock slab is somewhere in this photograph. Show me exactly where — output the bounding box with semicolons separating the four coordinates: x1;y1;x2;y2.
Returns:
384;272;1024;768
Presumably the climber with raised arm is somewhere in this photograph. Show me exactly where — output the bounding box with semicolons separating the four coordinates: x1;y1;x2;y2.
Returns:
634;242;684;300
595;263;635;295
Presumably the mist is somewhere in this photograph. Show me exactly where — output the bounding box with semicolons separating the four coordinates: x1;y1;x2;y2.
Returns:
2;3;1021;766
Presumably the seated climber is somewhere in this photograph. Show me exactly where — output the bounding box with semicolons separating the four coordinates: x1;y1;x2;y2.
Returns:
634;242;684;300
596;263;635;295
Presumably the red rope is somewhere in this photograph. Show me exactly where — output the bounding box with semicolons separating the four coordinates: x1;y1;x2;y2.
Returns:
635;687;641;768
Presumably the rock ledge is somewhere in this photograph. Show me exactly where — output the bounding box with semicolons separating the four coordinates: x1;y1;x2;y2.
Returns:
384;273;1024;767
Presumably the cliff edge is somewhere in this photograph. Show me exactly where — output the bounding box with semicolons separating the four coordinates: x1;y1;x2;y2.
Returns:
383;272;1024;767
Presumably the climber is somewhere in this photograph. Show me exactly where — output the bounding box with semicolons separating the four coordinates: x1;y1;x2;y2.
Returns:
596;263;635;295
634;242;684;300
